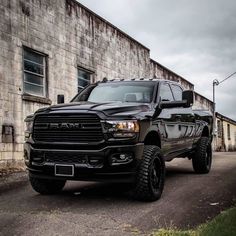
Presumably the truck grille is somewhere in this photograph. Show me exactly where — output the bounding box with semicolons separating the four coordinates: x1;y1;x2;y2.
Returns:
45;152;87;164
33;114;104;143
44;152;103;166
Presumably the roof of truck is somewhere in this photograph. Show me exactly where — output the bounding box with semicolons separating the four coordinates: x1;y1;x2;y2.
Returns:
100;78;180;84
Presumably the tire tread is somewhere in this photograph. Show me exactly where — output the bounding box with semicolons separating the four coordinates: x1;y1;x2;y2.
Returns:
134;145;165;201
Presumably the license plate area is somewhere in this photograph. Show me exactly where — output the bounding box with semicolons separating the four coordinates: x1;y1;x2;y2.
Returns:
55;164;74;177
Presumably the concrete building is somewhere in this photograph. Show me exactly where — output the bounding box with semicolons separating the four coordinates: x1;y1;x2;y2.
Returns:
0;0;213;168
214;112;236;151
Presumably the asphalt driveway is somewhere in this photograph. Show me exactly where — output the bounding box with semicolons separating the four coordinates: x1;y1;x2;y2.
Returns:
0;152;235;236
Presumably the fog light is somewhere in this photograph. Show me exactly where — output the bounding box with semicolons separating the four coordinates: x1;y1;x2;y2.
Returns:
110;153;133;166
120;154;126;160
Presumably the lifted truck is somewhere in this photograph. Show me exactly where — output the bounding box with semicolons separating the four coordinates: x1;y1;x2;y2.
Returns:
24;78;213;201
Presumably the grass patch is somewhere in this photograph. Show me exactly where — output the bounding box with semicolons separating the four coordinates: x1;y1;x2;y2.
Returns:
152;207;236;236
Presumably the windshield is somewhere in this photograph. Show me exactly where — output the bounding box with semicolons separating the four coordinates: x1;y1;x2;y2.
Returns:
73;81;156;103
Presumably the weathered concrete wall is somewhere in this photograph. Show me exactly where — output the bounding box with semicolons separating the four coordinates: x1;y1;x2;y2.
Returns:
149;59;194;90
193;92;213;113
0;0;152;167
0;0;213;167
215;113;236;151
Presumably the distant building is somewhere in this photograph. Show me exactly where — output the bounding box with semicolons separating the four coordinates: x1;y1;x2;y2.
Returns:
0;0;213;168
214;113;236;151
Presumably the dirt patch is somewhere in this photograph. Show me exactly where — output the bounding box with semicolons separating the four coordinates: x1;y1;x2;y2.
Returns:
0;160;25;177
0;167;25;177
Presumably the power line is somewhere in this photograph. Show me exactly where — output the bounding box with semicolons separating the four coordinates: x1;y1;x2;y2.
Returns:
219;72;236;84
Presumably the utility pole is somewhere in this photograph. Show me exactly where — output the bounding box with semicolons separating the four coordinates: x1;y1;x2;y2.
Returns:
212;71;236;150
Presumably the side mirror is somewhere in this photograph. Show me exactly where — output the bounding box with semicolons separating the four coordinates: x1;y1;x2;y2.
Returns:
182;90;194;108
160;100;187;109
57;94;64;104
159;90;194;109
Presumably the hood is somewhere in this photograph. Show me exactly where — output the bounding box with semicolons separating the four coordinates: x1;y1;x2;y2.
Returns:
36;101;153;118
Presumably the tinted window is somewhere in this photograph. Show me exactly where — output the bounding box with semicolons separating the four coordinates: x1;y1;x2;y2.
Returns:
159;84;174;101
171;84;183;101
73;82;155;103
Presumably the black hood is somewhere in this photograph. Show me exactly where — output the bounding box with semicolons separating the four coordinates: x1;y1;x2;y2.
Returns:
36;101;153;118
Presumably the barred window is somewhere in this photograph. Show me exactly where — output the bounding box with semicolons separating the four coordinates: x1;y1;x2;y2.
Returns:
23;48;46;97
78;68;92;93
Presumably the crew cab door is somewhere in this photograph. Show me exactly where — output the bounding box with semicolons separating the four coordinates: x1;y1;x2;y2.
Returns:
157;83;182;156
170;84;195;150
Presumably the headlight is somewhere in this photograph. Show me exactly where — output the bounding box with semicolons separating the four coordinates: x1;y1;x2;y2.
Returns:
26;121;33;132
24;115;34;139
105;120;139;138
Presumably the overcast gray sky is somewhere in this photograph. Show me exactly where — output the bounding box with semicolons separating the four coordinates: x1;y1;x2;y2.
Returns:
79;0;236;120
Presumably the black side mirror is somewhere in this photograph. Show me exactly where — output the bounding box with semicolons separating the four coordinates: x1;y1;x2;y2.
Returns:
160;100;187;109
159;90;194;109
57;94;64;104
182;90;194;108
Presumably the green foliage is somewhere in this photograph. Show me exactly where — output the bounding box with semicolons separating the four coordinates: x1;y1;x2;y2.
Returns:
198;207;236;236
152;207;236;236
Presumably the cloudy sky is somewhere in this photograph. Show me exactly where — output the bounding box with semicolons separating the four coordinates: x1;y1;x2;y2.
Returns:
79;0;236;120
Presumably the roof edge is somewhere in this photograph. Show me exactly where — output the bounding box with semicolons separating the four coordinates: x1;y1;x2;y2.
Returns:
216;112;236;125
194;91;213;104
69;0;150;51
150;58;213;105
150;58;194;87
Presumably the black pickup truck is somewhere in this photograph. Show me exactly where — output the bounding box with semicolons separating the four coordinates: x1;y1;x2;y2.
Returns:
24;79;213;201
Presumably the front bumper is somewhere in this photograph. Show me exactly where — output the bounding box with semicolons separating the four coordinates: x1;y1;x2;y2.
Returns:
24;143;144;182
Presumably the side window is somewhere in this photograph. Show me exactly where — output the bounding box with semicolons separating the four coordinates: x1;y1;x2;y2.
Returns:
159;83;174;101
78;68;92;93
23;48;47;97
171;84;183;101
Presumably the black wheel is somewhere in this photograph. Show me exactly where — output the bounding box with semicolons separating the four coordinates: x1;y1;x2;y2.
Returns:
133;145;165;201
192;137;212;174
29;176;66;195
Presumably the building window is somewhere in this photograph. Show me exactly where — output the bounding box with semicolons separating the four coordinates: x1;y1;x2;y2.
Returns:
23;48;46;97
78;68;92;93
217;120;222;138
227;124;231;140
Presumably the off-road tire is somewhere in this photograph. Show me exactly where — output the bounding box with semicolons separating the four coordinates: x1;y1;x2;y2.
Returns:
29;176;66;195
192;137;212;174
133;145;165;201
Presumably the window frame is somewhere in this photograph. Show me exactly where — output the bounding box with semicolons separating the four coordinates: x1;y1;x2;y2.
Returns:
159;82;175;102
227;123;231;140
170;84;183;101
77;67;93;93
23;47;47;98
